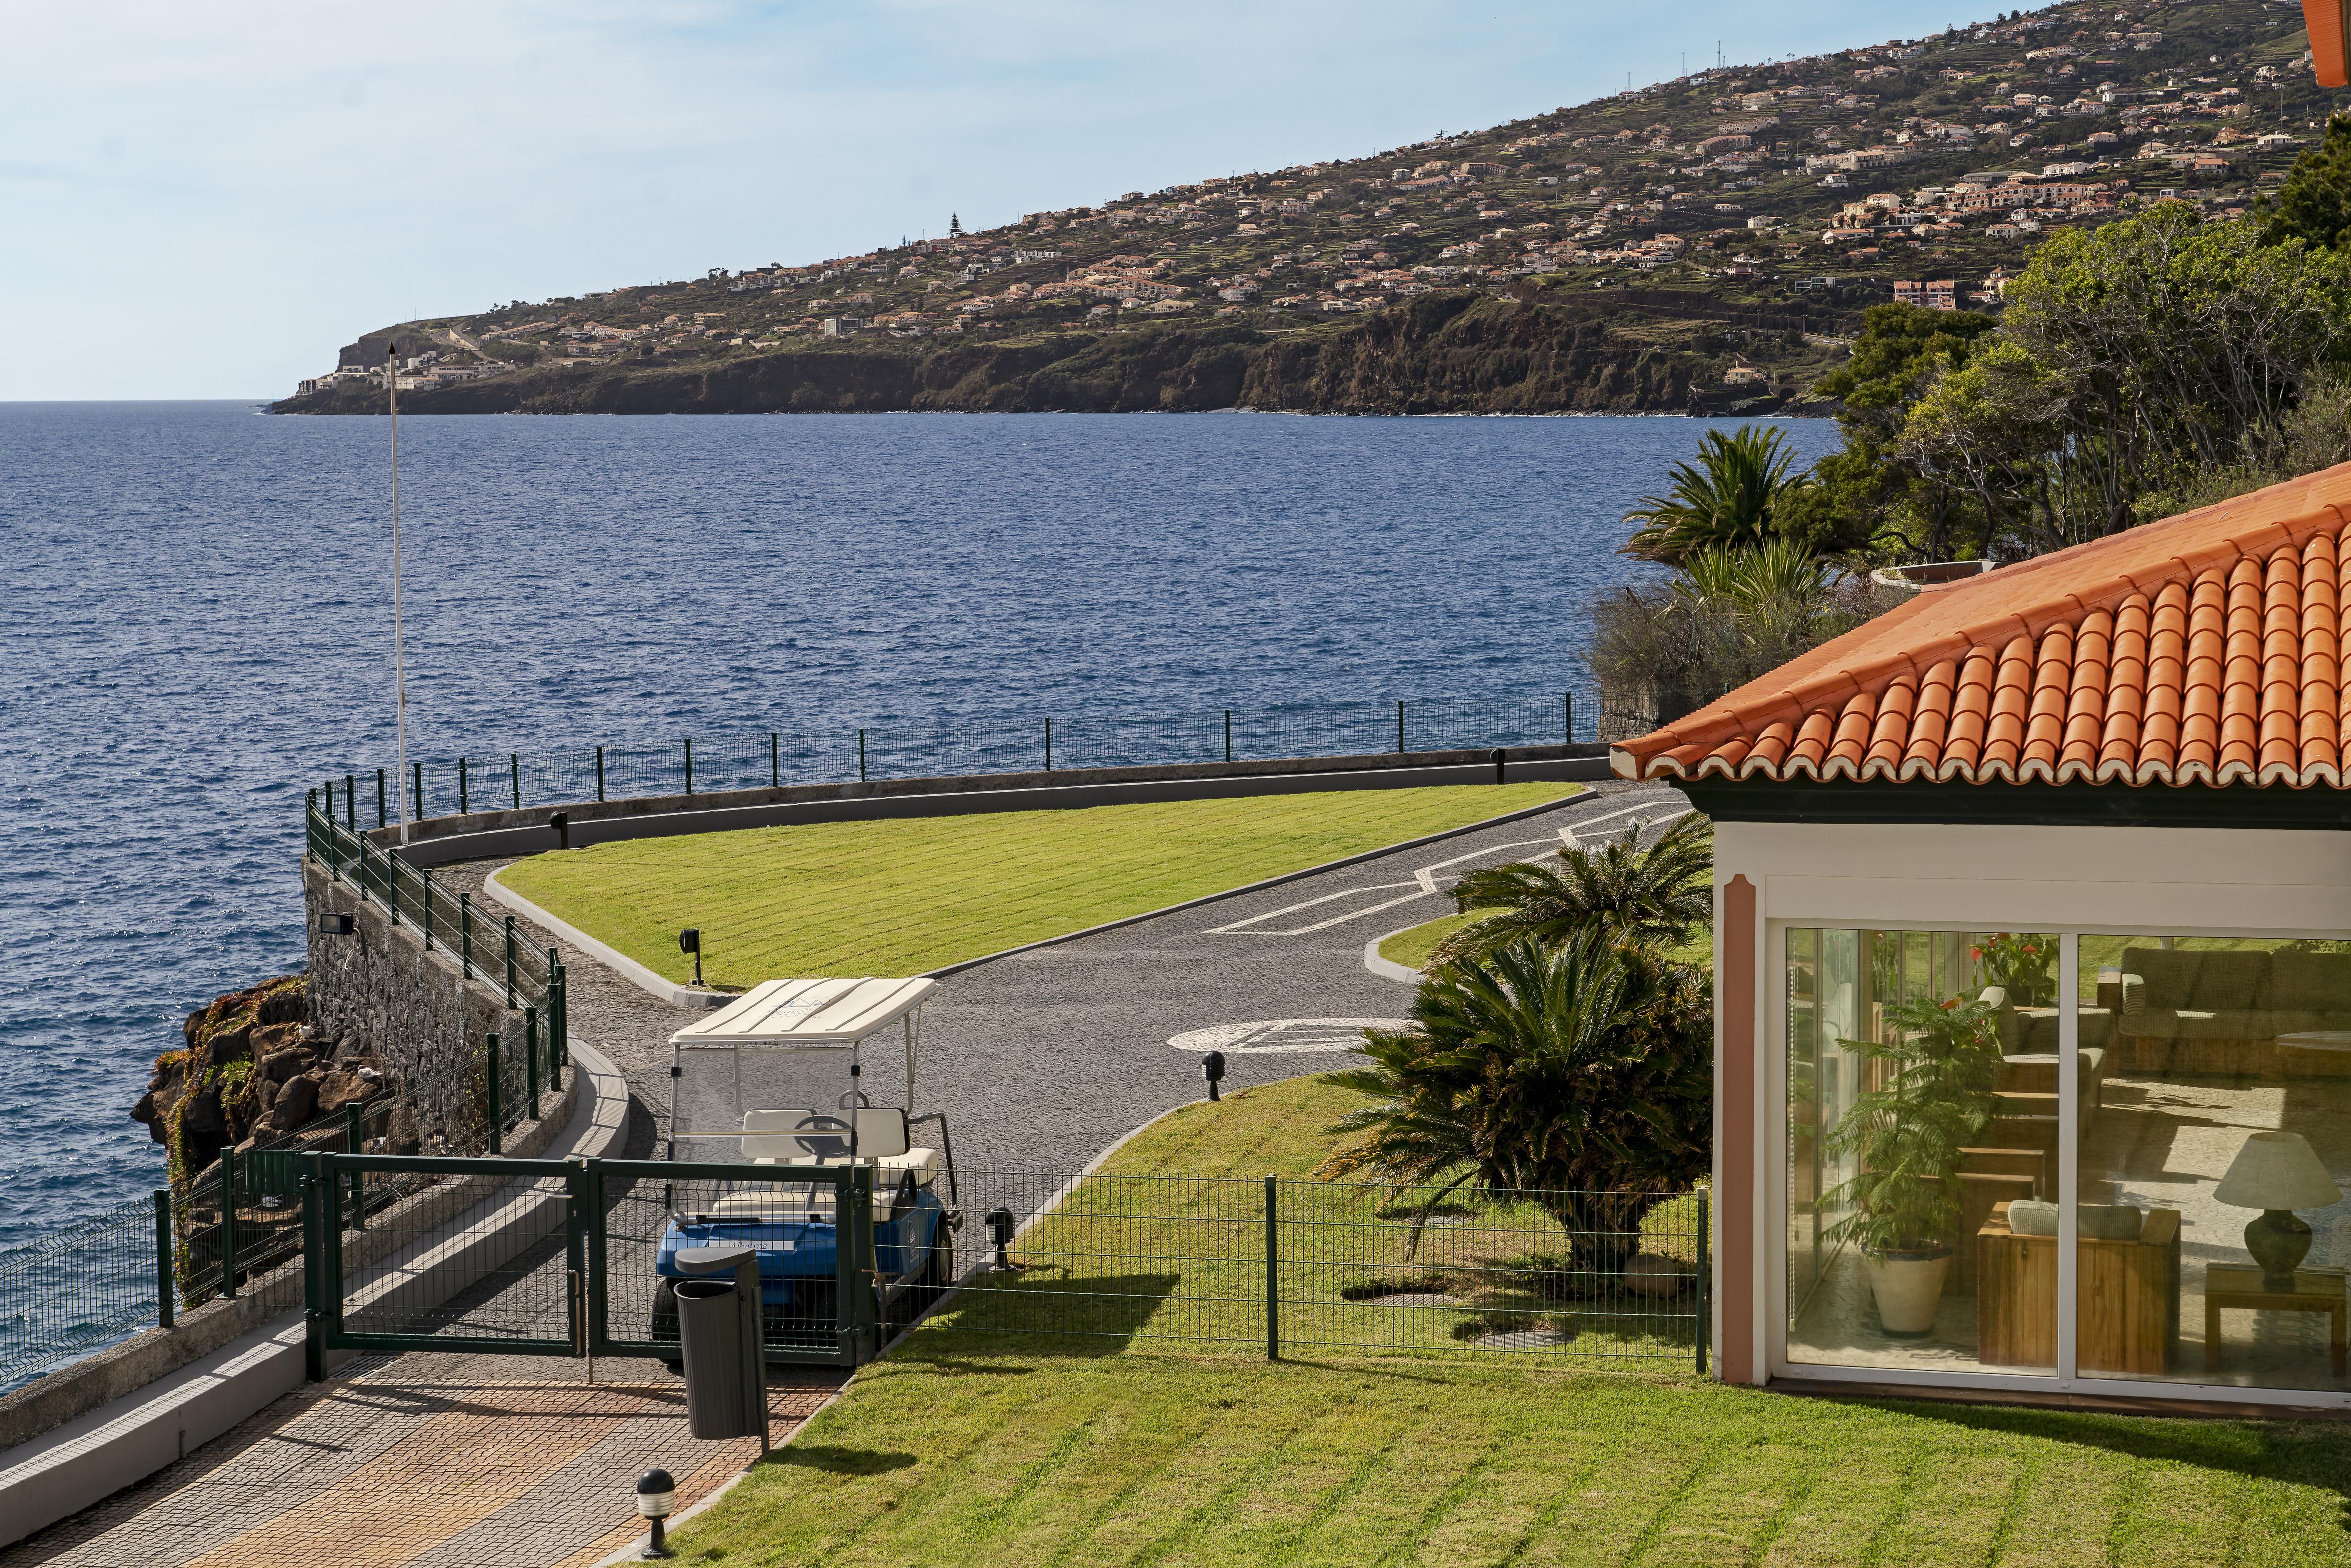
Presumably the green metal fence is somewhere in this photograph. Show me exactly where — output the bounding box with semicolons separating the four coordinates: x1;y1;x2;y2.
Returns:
0;1194;169;1394
318;688;1586;822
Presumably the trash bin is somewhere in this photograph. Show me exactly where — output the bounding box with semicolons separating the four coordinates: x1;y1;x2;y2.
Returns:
673;1245;768;1446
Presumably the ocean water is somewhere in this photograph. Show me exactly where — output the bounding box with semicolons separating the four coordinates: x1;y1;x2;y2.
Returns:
0;403;1840;1241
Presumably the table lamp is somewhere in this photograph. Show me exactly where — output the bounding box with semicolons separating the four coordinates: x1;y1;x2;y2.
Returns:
2214;1132;2343;1290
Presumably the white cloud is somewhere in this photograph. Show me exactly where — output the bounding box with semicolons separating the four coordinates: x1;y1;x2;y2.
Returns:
1;0;1967;398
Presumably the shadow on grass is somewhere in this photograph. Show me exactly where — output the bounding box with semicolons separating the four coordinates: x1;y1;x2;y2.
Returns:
1880;1396;2351;1532
927;1272;1186;1358
764;1444;919;1476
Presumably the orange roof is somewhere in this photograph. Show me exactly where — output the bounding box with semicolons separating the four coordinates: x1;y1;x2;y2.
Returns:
1611;463;2351;790
2307;0;2349;89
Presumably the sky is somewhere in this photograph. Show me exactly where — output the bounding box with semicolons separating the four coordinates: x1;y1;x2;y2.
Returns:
4;0;1977;400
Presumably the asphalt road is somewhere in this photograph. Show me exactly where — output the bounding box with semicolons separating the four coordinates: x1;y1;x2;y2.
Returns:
458;777;1692;1180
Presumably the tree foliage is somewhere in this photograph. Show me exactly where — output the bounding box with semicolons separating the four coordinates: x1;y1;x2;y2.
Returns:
2260;113;2351;254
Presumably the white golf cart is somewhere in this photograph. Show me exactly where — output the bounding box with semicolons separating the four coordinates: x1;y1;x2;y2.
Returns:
649;977;959;1358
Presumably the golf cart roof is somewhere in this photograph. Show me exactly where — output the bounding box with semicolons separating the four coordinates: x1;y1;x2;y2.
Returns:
668;977;936;1050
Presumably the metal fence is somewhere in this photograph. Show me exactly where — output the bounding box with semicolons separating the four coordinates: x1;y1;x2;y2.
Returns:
316;688;1588;823
937;1173;1708;1366
0;1194;167;1394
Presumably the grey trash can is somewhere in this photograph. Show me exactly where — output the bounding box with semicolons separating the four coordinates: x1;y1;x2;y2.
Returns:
674;1245;768;1446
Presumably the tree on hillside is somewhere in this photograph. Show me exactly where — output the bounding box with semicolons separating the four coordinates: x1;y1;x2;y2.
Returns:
948;213;964;236
1318;934;1711;1280
1775;302;1998;561
2261;114;2351;253
1619;424;1812;564
1900;203;2351;555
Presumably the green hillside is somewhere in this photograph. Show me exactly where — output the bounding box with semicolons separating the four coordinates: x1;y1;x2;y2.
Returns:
277;0;2334;417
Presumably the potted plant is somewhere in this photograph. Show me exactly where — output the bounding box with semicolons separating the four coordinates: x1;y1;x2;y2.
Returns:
1972;932;2053;1006
1822;994;2002;1336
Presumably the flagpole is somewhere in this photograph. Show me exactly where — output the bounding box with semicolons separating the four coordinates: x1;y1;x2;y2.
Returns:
387;343;412;846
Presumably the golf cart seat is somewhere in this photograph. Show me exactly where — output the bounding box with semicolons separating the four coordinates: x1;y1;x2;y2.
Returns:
740;1107;940;1188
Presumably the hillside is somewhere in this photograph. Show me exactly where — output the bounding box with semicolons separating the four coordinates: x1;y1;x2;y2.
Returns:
275;0;2332;418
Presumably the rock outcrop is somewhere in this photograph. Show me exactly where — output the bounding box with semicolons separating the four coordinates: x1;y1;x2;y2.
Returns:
131;976;408;1187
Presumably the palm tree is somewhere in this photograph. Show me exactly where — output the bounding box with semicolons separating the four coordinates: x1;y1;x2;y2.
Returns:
1318;934;1711;1279
1621;424;1812;565
1430;812;1712;967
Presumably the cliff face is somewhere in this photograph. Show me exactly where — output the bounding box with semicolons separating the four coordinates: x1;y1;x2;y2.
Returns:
276;296;1754;418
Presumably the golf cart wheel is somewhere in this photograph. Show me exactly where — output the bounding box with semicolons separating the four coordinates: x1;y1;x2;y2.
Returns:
649;1278;681;1351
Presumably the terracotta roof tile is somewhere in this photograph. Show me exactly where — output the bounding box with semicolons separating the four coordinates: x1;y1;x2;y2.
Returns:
1611;463;2351;789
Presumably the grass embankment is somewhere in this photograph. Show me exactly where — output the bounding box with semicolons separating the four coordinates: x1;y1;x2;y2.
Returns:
674;1077;2351;1567
499;784;1578;983
1378;912;1715;975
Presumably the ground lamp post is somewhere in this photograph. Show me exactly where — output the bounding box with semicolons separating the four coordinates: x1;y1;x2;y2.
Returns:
985;1207;1017;1272
679;927;703;987
2216;1131;2344;1289
634;1468;675;1559
1201;1049;1226;1102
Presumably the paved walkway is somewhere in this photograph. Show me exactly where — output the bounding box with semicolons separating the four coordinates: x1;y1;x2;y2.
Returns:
7;780;1685;1566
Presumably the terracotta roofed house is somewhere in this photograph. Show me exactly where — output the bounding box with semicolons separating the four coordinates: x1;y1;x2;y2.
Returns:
1612;466;2351;1411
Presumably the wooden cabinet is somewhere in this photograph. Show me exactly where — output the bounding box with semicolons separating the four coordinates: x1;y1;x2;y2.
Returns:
1978;1204;2181;1374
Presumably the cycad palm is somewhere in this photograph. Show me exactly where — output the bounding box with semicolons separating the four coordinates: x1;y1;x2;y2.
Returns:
1432;812;1712;967
1621;424;1811;565
1318;933;1711;1275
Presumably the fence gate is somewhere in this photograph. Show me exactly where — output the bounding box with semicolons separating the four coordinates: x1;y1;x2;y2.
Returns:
301;1154;880;1377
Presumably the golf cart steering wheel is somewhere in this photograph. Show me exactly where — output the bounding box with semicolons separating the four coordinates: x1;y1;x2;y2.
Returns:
792;1113;854;1160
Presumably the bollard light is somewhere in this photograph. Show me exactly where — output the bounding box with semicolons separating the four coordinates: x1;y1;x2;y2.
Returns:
1201;1049;1226;1102
678;927;703;988
550;810;570;850
985;1206;1017;1272
636;1468;676;1560
316;912;355;937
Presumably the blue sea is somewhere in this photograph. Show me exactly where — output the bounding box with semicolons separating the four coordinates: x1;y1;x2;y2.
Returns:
0;403;1840;1241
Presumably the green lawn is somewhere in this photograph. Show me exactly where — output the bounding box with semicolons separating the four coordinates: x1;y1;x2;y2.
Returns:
1378;912;1715;975
674;1077;2351;1567
499;784;1578;983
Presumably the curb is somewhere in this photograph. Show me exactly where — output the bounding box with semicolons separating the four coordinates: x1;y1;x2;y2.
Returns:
1362;922;1429;985
482;869;730;1010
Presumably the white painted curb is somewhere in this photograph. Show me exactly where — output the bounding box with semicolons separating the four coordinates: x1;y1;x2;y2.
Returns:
1363;923;1427;985
0;1038;627;1550
483;868;731;1010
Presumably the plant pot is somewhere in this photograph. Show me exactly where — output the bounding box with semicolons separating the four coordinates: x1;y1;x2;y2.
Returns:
1864;1246;1952;1338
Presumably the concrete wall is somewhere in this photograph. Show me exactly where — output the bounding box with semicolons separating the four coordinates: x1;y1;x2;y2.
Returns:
302;862;538;1153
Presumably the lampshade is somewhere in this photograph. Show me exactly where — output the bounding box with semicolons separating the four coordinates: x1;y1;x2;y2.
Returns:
2214;1132;2344;1212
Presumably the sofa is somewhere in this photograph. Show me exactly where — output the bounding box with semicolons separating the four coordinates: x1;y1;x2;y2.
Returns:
2114;947;2351;1075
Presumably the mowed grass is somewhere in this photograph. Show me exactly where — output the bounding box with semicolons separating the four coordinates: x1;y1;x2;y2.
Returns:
1377;911;1716;975
499;784;1578;983
675;1076;2351;1567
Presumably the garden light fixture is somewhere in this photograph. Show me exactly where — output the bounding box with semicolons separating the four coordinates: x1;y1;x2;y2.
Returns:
679;927;703;987
550;810;570;850
317;912;354;937
635;1468;676;1559
985;1206;1017;1271
1201;1049;1226;1102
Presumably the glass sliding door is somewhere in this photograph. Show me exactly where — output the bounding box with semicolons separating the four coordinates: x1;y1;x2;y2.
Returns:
1783;926;2048;1375
2072;936;2351;1393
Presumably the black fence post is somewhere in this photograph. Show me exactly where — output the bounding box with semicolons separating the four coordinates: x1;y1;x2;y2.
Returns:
412;761;423;820
460;892;473;978
421;867;434;951
459;755;469;814
1696;1190;1711;1376
346;1101;366;1230
302;1159;324;1381
1565;690;1574;745
858;729;867;782
220;1148;239;1300
549;963;567;1092
596;744;606;802
504;915;518;1008
685;738;694;796
1396;701;1406;755
344;773;356;831
770;732;780;789
486;1033;504;1156
1044;717;1052;773
1264;1174;1280;1361
153;1189;174;1330
375;767;386;828
1224;709;1233;764
510;753;521;810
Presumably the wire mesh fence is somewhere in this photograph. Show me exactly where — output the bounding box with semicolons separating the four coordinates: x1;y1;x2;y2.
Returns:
0;1194;164;1394
315;687;1589;822
927;1171;1707;1365
326;1158;578;1353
